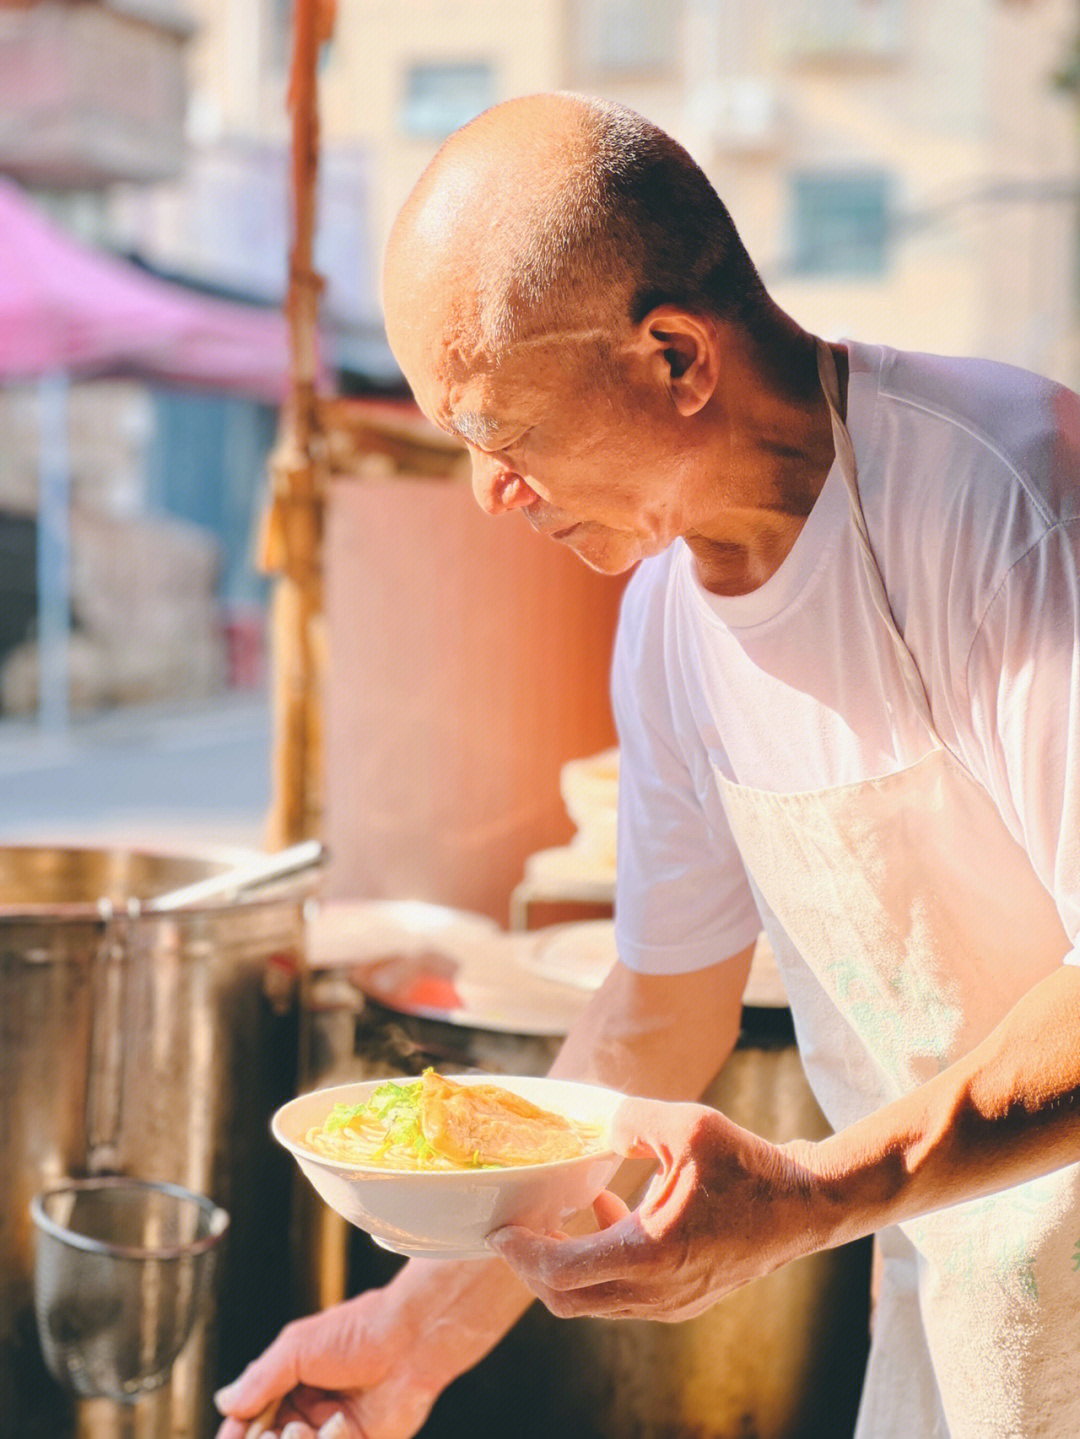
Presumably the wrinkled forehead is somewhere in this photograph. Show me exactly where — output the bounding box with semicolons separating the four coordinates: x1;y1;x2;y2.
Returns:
383;242;488;392
386;260;610;425
384;299;493;430
385;194;627;411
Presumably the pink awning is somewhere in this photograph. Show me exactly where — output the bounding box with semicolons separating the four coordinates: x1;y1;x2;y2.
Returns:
0;176;293;401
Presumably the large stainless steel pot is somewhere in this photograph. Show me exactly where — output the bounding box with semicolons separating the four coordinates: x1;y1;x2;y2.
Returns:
1;845;308;1439
297;905;871;1439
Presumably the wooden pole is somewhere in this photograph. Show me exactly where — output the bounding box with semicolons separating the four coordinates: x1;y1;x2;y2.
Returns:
262;0;335;847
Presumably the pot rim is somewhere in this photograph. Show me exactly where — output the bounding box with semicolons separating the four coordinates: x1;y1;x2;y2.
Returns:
30;1176;230;1261
0;842;312;922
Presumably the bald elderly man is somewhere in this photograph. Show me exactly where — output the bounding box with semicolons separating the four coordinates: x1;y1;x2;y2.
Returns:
217;94;1080;1439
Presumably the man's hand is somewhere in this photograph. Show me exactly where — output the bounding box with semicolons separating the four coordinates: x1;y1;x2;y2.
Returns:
213;1287;439;1439
489;1096;823;1322
212;1251;537;1439
493;965;1080;1327
214;957;754;1434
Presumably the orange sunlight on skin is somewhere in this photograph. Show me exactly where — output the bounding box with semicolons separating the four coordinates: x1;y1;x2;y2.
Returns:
380;92;842;595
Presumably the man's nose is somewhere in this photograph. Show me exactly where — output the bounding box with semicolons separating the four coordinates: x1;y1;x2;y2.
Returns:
471;455;535;516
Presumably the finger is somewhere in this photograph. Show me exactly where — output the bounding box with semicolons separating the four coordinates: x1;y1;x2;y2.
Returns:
244;1400;283;1438
215;1347;299;1423
216;1421;254;1439
317;1415;351;1439
270;1412;349;1439
512;1269;713;1324
257;1400;306;1437
273;1385;348;1434
216;1399;284;1439
281;1406;350;1439
489;1218;641;1290
609;1097;684;1160
215;1308;380;1420
592;1189;631;1229
508;1271;662;1321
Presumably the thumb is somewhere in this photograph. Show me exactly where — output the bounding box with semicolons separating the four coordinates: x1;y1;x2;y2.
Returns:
215;1319;314;1419
592;1189;631;1230
609;1096;676;1161
217;1318;355;1415
214;1338;298;1419
215;1303;383;1418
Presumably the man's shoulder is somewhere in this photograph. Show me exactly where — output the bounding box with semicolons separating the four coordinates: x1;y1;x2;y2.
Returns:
866;342;1080;528
876;343;1059;404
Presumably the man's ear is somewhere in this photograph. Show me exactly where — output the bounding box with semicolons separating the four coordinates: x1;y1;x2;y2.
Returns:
640;307;719;416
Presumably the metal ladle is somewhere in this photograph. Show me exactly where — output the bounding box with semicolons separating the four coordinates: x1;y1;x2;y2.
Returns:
97;838;325;919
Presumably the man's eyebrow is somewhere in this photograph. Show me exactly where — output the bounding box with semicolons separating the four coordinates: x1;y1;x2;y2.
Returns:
449;411;500;446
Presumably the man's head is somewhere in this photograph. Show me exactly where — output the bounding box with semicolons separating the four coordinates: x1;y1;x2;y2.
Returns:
383;93;771;573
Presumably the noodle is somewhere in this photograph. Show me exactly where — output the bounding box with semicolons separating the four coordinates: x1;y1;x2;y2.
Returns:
304;1070;604;1171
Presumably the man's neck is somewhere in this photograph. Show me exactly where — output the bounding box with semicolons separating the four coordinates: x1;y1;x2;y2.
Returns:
686;330;847;597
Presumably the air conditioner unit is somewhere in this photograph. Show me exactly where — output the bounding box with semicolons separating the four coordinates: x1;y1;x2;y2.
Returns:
688;78;782;155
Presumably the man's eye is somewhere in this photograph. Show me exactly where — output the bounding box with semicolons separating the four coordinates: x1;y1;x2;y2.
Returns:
467;426;530;457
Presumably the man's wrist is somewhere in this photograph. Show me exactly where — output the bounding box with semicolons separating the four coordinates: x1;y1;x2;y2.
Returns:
778;967;1080;1253
779;1131;905;1255
387;1256;534;1395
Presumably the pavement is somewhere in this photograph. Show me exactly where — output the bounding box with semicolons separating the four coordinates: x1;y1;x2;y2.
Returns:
0;690;273;858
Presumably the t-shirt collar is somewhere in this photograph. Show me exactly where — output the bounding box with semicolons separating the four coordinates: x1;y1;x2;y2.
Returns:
679;340;877;631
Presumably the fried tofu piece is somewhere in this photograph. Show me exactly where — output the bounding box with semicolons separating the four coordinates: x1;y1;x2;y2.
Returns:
418;1070;589;1167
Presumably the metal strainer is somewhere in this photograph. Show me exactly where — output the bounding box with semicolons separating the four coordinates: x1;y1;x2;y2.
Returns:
30;1176;229;1403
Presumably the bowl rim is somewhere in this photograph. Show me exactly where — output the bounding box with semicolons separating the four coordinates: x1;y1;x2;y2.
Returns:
30;1176;230;1260
273;1073;622;1179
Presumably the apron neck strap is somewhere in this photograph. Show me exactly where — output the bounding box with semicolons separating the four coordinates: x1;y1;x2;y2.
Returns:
814;338;941;745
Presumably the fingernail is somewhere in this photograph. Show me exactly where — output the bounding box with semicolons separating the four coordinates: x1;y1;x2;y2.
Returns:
487;1224;521;1249
214;1382;238;1411
318;1415;348;1439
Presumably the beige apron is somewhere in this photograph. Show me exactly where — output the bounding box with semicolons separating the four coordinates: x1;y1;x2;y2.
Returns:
712;341;1080;1439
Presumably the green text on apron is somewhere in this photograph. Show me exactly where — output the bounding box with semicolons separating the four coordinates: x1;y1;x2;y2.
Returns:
713;340;1080;1439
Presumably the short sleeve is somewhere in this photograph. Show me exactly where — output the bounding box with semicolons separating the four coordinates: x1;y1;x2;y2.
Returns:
964;515;1080;964
611;556;762;974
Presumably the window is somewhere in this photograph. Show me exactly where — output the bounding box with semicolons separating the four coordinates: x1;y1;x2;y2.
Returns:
400;62;496;140
789;170;892;278
575;0;681;78
772;0;905;62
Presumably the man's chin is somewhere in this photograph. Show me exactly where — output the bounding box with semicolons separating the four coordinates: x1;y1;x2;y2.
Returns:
562;528;648;576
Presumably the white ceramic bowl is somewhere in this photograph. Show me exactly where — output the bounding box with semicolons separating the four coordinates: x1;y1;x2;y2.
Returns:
272;1075;624;1260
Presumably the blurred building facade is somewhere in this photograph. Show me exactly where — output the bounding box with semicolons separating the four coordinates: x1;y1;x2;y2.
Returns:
303;0;1079;385
0;0;193;197
115;0;1080;388
0;0;285;722
108;0;387;380
4;0;1079;724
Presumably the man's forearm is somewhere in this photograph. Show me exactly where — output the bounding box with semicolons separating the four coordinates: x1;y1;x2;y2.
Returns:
805;963;1080;1249
550;949;753;1099
382;1252;535;1398
390;951;755;1389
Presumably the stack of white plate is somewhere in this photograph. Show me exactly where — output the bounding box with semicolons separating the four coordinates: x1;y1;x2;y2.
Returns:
518;920;788;1009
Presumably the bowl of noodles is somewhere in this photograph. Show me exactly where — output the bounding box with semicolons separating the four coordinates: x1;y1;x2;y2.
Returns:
272;1070;624;1259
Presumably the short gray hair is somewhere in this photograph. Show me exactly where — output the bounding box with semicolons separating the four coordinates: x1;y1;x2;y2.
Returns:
475;98;768;353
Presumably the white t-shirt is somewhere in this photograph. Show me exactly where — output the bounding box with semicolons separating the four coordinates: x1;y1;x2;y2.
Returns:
612;340;1080;976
